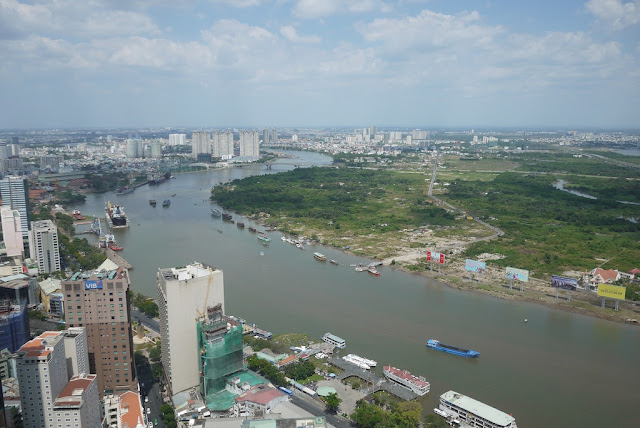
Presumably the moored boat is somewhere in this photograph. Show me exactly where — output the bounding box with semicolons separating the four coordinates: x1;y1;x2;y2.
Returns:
222;213;232;221
248;226;257;232
343;355;370;370
105;201;129;229
162;199;171;207
439;391;517;428
257;232;271;242
237;222;245;228
383;365;430;396
71;209;86;220
368;268;381;276
116;186;134;195
313;252;326;261
426;339;479;358
330;260;338;265
210;208;221;217
149;200;157;206
322;332;346;349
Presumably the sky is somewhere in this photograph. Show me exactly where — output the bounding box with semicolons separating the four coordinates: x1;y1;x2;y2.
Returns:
0;0;639;129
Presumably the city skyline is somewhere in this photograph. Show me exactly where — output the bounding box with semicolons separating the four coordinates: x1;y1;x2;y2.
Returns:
1;0;639;129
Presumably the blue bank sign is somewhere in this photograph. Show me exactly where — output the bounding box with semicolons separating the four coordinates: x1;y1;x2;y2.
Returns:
84;280;103;290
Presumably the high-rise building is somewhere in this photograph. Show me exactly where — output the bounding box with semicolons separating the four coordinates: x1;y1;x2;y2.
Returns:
0;143;8;159
271;129;278;144
39;155;63;171
125;139;140;158
1;206;23;258
262;129;270;145
239;131;260;158
369;126;377;138
168;133;186;146
0;176;30;251
191;131;211;159
29;220;61;274
0;302;29;353
213;131;234;159
62;267;137;396
103;390;145;428
15;328;100;428
157;262;225;396
150;140;162;158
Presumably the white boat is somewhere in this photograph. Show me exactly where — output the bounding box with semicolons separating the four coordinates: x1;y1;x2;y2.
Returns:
343;355;370;370
313;252;326;261
439;391;517;428
345;354;377;368
383;365;430;396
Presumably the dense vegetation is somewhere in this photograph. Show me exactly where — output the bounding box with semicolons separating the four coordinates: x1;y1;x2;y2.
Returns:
131;291;159;318
446;173;640;273
350;399;423;427
283;360;316;381
55;213;75;235
211;167;456;233
513;153;640;178
58;234;107;271
246;355;287;386
561;176;640;203
84;172;127;192
53;190;86;205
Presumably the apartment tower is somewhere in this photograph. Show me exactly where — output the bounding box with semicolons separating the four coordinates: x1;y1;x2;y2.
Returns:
62;267;137;396
0;176;30;251
29;220;61;274
157;262;225;396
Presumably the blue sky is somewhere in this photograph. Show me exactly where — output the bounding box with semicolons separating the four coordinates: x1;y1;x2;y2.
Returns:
0;0;639;129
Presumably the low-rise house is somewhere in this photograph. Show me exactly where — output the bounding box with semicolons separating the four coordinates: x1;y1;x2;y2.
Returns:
233;385;288;418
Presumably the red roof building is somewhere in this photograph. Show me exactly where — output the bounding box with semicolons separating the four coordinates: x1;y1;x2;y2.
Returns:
234;385;288;418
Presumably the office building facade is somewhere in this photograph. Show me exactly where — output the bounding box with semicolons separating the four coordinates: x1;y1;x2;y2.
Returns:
62;268;137;396
0;176;30;249
1;206;23;258
157;262;225;395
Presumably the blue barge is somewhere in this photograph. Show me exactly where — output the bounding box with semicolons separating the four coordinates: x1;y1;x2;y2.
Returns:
426;339;479;358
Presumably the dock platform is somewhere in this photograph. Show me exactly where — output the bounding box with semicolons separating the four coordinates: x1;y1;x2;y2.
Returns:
329;357;419;401
105;248;133;270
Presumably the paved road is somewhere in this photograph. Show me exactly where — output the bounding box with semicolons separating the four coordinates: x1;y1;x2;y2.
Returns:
131;307;160;332
137;348;164;427
291;393;349;428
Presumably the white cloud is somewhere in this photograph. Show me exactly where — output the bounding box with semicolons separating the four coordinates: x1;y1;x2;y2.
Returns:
585;0;640;30
0;0;159;39
280;25;321;43
293;0;390;19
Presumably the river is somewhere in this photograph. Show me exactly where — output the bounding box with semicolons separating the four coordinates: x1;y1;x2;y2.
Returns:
76;151;639;427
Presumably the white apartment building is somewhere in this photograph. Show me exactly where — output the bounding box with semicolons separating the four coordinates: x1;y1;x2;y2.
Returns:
157;262;225;395
213;131;234;158
168;133;186;146
29;220;61;274
239;130;260;158
191;131;211;159
15;328;99;428
1;206;23;258
0;176;30;245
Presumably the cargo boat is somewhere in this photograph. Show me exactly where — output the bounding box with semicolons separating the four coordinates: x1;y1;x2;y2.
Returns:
148;173;167;185
210;208;221;217
257;232;271;242
426;339;479;358
439;391;517;428
105;201;129;229
313;252;326;261
116;186;134;195
322;332;345;349
383;366;430;396
149;200;157;206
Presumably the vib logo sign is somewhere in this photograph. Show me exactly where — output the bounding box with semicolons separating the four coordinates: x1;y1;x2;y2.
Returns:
84;280;103;290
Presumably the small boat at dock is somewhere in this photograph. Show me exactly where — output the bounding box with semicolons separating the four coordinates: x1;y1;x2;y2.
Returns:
237;222;245;228
222;213;233;221
210;208;221;217
313;252;326;261
368;268;380;276
257;232;271;242
330;260;338;265
248;226;257;232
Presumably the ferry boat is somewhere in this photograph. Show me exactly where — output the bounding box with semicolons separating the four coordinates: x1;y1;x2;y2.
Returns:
210;208;221;217
116;186;134;195
257;232;271;242
368;268;381;276
162;199;171;207
342;355;370;370
313;252;326;261
105;201;129;229
439;391;517;428
383;366;430;396
149;200;157;206
426;339;479;358
344;354;377;368
322;332;345;349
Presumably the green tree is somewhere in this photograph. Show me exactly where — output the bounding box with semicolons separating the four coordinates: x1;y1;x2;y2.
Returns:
325;392;341;414
424;414;448;428
393;401;422;427
149;345;162;363
151;363;164;380
350;401;392;428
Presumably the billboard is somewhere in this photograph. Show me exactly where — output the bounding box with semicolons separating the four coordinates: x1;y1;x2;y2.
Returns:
427;251;445;264
465;259;486;273
506;267;529;282
597;284;626;300
551;275;577;291
84;280;103;290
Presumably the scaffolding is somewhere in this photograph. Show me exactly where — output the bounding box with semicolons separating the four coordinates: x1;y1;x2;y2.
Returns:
198;304;245;402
